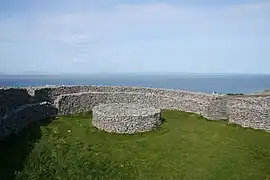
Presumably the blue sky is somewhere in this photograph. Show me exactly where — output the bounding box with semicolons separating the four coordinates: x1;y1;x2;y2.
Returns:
0;0;269;74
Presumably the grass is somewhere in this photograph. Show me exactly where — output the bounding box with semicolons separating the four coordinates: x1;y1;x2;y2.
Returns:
1;110;270;180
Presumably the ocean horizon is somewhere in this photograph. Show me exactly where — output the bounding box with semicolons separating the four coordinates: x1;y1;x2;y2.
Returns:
1;73;270;94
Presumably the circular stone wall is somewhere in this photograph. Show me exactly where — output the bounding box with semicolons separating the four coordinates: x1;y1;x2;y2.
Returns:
92;103;162;134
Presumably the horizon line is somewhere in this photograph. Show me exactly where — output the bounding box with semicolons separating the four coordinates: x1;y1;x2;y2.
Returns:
1;72;270;76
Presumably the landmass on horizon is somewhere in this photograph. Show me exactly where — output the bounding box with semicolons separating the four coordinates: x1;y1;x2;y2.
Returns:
1;71;270;76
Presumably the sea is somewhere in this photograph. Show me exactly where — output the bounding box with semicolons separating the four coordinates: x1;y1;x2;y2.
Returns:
1;73;270;94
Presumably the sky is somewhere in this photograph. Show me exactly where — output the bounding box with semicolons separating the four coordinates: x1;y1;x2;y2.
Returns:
0;0;269;74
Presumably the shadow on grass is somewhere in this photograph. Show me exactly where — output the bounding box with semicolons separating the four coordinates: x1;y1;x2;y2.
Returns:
161;117;166;123
62;111;93;119
0;117;55;180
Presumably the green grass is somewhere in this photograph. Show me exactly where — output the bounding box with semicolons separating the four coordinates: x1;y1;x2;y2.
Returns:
1;110;270;180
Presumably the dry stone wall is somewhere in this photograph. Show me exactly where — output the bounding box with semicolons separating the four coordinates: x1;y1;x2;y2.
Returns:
0;87;57;140
0;102;57;139
55;91;159;115
31;85;227;119
0;88;31;117
54;90;228;121
228;97;270;131
0;85;270;139
92;103;162;134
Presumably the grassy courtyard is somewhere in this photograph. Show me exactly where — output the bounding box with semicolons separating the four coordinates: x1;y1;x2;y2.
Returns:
1;110;270;180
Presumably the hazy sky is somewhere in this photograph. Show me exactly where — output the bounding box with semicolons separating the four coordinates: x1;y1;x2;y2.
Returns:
0;0;269;74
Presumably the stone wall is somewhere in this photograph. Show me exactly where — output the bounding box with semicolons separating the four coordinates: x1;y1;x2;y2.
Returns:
228;96;270;131
54;89;228;121
0;102;57;139
92;103;162;134
0;87;57;140
0;85;270;139
31;85;227;120
0;88;31;117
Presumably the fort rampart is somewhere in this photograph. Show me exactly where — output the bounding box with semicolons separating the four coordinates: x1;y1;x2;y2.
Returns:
0;85;269;139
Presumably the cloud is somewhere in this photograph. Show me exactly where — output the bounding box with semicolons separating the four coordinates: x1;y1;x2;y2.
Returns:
2;2;269;42
37;2;270;39
47;33;95;45
0;2;269;73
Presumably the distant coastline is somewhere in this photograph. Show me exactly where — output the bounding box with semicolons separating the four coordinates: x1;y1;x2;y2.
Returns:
1;73;270;94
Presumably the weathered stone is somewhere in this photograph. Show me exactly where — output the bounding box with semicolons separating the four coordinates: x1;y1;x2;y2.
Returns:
0;85;270;139
0;101;57;140
92;103;161;134
227;96;270;132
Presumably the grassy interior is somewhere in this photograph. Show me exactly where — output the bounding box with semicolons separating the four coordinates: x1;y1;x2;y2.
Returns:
1;110;270;180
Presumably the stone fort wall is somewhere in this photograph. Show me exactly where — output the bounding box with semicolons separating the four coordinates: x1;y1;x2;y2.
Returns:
0;85;269;139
